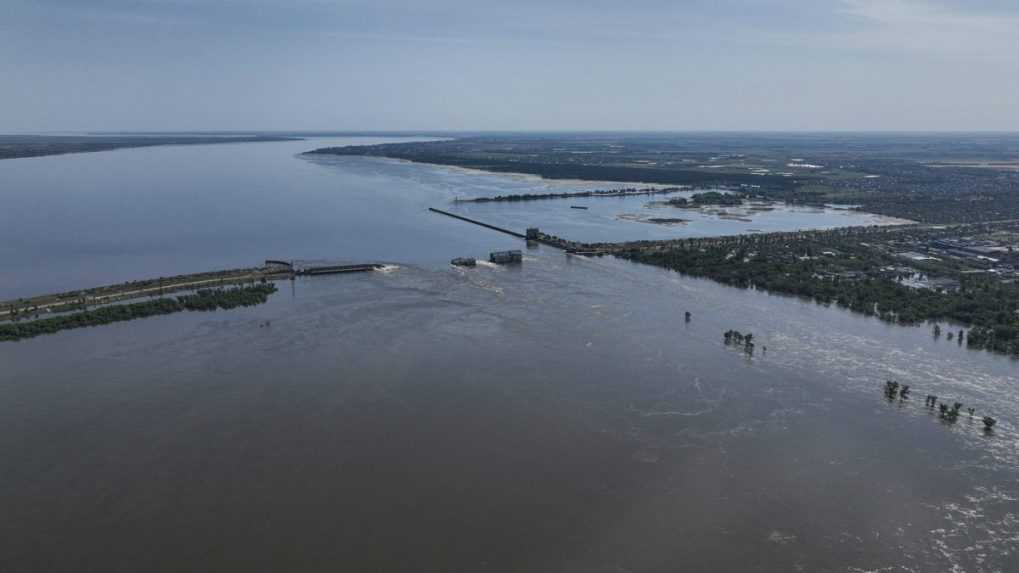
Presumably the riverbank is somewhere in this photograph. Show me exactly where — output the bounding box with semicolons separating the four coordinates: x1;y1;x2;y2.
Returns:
305;134;1019;224
304;144;808;189
482;216;1019;356
0;284;279;342
430;205;1019;357
0;134;300;161
608;220;1019;356
1;262;386;322
453;186;685;203
0;267;289;322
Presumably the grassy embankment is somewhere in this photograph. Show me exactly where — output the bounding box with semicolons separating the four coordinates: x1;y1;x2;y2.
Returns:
0;283;278;342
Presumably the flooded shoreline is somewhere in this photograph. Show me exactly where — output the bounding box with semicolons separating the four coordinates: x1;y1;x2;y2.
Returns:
3;253;1016;572
444;185;911;244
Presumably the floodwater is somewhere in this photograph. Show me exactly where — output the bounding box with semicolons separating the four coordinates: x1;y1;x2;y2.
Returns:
447;190;906;243
0;138;1017;573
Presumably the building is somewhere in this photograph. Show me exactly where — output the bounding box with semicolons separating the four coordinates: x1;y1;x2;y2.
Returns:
896;251;940;262
927;277;961;293
490;250;523;264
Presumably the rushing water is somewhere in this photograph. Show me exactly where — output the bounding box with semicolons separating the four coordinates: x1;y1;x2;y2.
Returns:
0;138;1017;573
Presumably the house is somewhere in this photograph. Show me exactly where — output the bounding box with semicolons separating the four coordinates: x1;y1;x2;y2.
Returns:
926;277;961;293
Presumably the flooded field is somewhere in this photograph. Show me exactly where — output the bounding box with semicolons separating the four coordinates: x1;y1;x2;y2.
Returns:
446;189;908;243
0;139;1016;572
346;158;910;243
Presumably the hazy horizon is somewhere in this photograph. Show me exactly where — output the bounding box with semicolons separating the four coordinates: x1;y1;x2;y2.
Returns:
9;129;1019;136
4;1;1018;132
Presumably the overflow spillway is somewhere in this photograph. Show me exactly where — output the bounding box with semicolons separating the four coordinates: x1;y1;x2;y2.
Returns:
295;264;383;276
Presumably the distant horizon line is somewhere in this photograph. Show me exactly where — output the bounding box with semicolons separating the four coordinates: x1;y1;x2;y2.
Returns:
7;129;1019;137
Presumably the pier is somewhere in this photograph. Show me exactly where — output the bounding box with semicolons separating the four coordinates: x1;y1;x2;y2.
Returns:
428;207;583;252
428;208;528;239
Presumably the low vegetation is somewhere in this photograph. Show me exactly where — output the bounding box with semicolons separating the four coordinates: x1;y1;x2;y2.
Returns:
0;134;296;160
456;186;682;203
668;191;744;207
0;283;277;342
618;234;1019;356
307;134;1019;224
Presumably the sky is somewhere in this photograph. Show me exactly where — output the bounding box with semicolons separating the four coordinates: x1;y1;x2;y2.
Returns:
2;0;1018;132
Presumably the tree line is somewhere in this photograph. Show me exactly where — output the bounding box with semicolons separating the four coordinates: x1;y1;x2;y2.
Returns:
0;284;278;342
